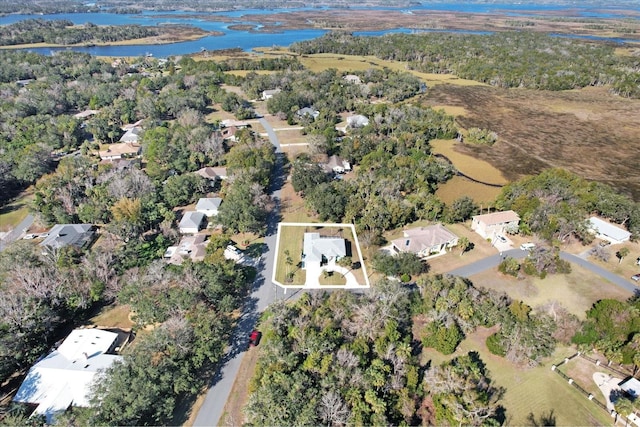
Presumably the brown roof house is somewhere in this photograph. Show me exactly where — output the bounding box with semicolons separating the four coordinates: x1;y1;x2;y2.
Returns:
164;234;207;265
391;225;459;258
195;166;228;181
322;155;351;174
471;210;520;239
98;142;141;161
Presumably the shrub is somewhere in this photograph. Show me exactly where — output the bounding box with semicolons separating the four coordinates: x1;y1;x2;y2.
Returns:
423;322;463;355
486;333;506;356
498;257;520;277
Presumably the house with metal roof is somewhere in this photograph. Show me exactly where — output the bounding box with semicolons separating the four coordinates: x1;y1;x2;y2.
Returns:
13;329;123;423
588;216;631;244
302;232;347;269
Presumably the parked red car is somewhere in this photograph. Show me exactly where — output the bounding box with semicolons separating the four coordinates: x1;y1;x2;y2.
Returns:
249;329;262;347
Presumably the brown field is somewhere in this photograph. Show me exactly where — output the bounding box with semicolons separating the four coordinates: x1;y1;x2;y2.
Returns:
423;84;640;200
469;264;632;319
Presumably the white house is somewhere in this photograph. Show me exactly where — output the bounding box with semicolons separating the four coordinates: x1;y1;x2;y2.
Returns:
302;232;347;269
196;197;222;217
343;74;362;84
391;225;459;258
296;107;320;120
119;127;142;144
261;89;281;100
588;216;631;244
471;210;520;239
346;114;370;128
322;155;351;174
179;211;207;234
14;329;123;423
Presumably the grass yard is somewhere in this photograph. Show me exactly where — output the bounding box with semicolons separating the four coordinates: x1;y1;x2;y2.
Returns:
275;128;308;145
89;304;134;329
318;270;347;286
279;179;317;223
469;264;632;319
0;192;32;231
420;326;614;426
274;225;307;286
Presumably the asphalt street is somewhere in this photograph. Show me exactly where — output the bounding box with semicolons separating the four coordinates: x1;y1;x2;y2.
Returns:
193;117;289;426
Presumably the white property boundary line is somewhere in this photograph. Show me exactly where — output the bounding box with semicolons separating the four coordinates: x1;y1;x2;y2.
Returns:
273;222;371;289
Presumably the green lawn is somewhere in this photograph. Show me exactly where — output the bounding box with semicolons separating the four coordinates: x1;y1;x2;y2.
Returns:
274;225;307;286
0;193;32;231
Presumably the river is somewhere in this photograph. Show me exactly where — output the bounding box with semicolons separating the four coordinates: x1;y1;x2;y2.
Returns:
1;3;638;57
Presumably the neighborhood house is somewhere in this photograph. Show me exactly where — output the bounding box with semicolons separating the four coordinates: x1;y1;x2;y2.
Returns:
346;114;370;128
302;232;347;269
196;197;222;217
588;216;631;244
164;234;207;264
471;210;520;239
322;155;351;174
178;211;207;234
40;224;95;250
119;126;142;144
261;89;281;100
13;329;123;422
98;142;141;161
391;225;459;258
195;166;228;182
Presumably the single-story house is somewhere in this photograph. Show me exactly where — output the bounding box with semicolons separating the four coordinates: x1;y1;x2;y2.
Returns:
346;114;370;128
221;126;239;142
296;107;320;120
196;197;222;217
122;119;143;131
471;210;520;239
391;225;459;257
221;119;250;128
343;74;362;85
179;211;207;234
302;232;347;269
322;155;351;174
16;79;34;87
261;88;281;100
98;142;141;161
40;224;95;250
73;109;99;119
195;166;228;181
164;234;207;265
119;127;142;144
13;328;123;423
588;216;631;244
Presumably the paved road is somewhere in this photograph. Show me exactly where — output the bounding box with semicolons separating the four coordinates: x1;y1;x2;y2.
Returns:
447;248;638;294
0;214;34;252
193;117;291;427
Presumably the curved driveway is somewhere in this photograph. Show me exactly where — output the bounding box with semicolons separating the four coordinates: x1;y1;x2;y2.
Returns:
447;248;638;294
193;117;288;427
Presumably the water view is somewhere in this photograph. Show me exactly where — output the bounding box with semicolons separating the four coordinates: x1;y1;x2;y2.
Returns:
1;3;638;57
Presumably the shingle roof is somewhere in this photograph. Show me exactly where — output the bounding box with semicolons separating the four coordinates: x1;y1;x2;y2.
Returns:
196;197;222;211
472;210;520;226
40;224;94;249
392;225;458;253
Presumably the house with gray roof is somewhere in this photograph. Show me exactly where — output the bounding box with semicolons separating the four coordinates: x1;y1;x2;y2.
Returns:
40;224;95;250
302;232;347;269
196;197;222;217
179;211;207;234
296;107;320;120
